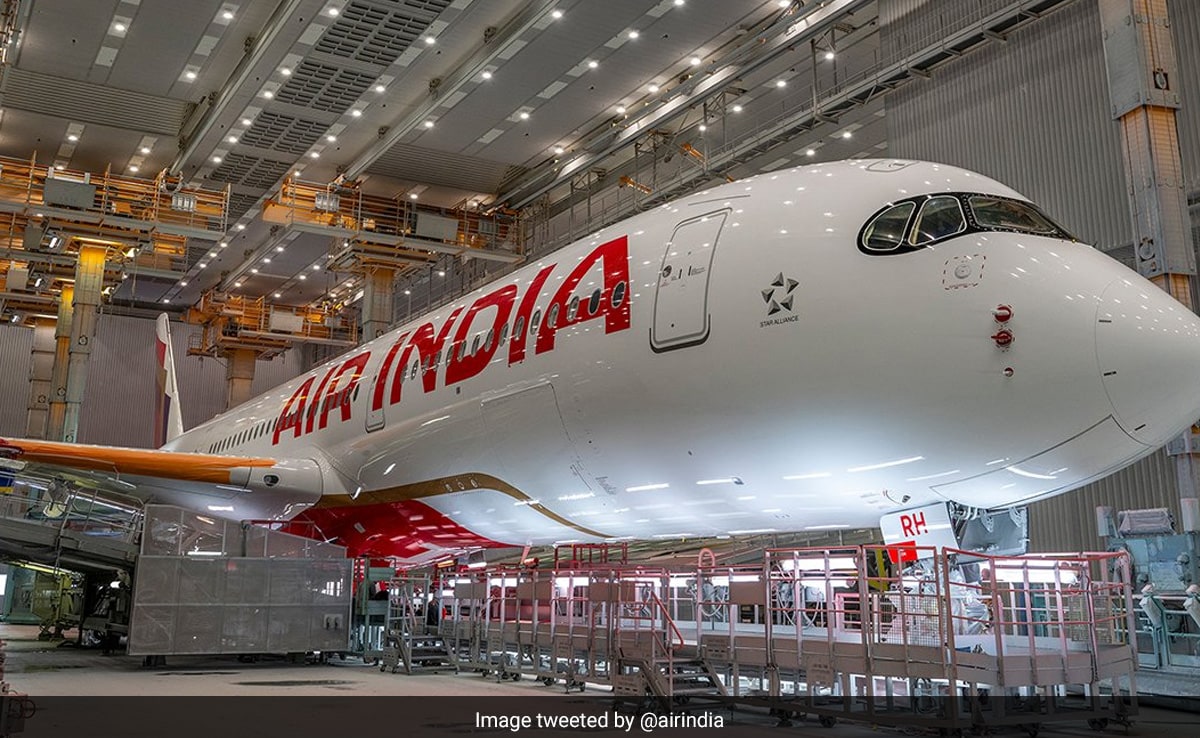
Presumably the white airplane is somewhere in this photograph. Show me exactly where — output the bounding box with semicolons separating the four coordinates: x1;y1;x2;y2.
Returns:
3;159;1199;565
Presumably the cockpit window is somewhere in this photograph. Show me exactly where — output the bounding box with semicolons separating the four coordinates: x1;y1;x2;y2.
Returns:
911;196;966;245
858;191;1074;256
861;202;915;252
968;196;1058;235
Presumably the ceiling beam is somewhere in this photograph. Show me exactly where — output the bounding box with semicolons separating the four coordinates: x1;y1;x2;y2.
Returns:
342;0;561;181
496;0;872;211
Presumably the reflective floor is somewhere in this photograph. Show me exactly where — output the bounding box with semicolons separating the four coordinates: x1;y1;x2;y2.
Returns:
2;623;1199;738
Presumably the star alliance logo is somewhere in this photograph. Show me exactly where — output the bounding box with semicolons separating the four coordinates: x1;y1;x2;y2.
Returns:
760;273;799;328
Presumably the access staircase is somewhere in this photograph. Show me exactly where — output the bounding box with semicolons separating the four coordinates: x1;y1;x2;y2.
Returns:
380;576;456;675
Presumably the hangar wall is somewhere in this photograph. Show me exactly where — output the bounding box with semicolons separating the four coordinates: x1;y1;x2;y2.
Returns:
0;313;307;448
884;0;1200;552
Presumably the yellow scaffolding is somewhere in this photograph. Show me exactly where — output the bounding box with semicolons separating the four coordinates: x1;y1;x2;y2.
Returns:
185;290;359;360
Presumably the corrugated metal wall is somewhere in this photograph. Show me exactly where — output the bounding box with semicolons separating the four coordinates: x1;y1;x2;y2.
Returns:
0;326;34;436
1171;1;1200;195
886;0;1132;251
884;0;1200;551
0;314;307;447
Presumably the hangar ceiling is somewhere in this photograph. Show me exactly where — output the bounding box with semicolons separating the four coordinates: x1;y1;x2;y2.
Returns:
0;0;1069;329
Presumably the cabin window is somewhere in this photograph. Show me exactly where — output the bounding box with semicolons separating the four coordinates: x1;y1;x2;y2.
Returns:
499;323;510;345
612;281;627;309
968;195;1059;235
484;329;495;352
547;304;560;327
471;334;481;355
513;317;525;340
861;202;916;252
588;289;602;316
456;341;466;360
910;196;966;245
567;295;580;321
410;360;419;380
353;385;360;402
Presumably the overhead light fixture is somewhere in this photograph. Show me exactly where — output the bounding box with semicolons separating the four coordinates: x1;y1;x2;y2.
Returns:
162;298;170;304
326;7;339;16
275;245;285;252
298;274;306;281
311;264;320;271
185;70;197;81
263;257;271;264
222;10;234;20
250;268;258;274
241;118;253;126
587;60;598;69
423;120;434;129
518;111;530;120
198;262;208;269
409;193;418;200
424;36;435;45
437;270;445;277
778;0;790;7
210;155;222;164
227;135;238;143
732;104;743;113
842;130;852;139
350;109;362;117
235;224;245;231
129;165;139;173
373;84;385;93
553;145;564;155
309;151;320;159
67;133;79;142
180;280;188;286
274;292;282;298
262;90;273;99
233;281;242;288
698;124;706;132
648;84;659;93
219;241;228;248
674;0;685;5
481;70;492;80
114;22;126;32
628;30;639;39
806;148;816;156
551;9;563;19
403;289;411;295
139;146;151;154
325;135;336;143
689;56;701;66
776;79;787;88
825;50;835;61
616;105;626;114
280;68;292;76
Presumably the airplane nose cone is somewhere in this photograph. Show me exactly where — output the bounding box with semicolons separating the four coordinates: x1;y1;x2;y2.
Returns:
1097;278;1200;446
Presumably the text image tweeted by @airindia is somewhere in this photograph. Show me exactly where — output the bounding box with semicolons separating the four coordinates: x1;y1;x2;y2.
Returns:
475;708;725;733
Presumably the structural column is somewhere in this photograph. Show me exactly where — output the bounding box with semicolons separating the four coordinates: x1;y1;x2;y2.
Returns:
46;284;74;441
361;267;395;342
61;246;105;443
224;348;257;410
24;318;56;439
1099;0;1200;498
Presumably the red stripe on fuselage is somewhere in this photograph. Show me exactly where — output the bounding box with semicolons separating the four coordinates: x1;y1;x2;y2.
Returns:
292;499;507;559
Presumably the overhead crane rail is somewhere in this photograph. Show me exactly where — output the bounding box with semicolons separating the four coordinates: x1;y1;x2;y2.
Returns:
185;290;358;359
262;177;524;273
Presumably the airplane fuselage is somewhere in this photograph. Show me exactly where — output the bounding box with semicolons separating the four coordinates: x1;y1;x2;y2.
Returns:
162;160;1200;561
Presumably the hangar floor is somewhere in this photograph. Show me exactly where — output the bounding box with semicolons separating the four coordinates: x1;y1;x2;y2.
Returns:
3;623;1200;738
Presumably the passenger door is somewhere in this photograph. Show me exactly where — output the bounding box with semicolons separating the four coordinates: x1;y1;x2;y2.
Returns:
650;210;728;352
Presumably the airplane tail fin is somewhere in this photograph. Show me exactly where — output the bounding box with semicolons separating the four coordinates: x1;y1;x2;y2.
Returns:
154;314;185;448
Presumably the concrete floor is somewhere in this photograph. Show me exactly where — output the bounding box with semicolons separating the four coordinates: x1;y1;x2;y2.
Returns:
1;623;1198;738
